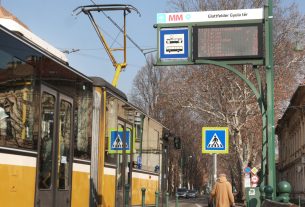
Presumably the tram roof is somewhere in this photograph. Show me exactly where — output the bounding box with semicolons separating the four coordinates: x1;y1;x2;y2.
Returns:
0;6;29;30
0;25;92;83
90;76;128;101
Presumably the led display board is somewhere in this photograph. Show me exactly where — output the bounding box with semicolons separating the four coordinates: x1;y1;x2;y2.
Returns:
193;24;263;60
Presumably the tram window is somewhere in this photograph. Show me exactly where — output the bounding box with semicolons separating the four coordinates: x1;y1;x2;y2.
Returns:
39;92;55;189
57;100;72;189
0;85;36;150
74;89;92;160
0;33;38;151
105;96;118;164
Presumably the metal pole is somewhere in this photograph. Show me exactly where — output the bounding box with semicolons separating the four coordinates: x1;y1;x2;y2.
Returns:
254;67;267;186
165;192;169;207
261;105;267;186
141;188;146;207
175;194;179;207
155;192;159;207
266;0;276;197
213;154;217;185
125;184;130;207
299;195;301;207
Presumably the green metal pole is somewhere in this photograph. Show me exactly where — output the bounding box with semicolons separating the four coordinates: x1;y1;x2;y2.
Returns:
261;110;267;186
299;196;301;206
141;188;146;207
254;68;267;186
155;191;159;207
265;0;276;197
166;192;169;207
175;194;179;207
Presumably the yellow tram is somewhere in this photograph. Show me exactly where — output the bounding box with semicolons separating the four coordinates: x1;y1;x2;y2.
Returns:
0;9;167;207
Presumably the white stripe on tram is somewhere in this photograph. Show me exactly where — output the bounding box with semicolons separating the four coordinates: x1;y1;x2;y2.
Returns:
0;153;36;167
73;162;90;173
132;171;159;181
104;167;116;176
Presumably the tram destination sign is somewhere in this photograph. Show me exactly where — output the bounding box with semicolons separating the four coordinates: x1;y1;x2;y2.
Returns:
193;24;263;60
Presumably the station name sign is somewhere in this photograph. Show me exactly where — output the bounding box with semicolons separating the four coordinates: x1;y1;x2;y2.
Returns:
157;8;263;24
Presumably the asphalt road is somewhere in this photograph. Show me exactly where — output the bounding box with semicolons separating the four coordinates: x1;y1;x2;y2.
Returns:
168;196;209;207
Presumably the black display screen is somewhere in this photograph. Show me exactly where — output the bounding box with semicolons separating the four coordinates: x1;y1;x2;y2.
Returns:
193;24;263;60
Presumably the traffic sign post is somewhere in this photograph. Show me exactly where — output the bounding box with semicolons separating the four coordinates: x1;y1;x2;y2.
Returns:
251;175;259;184
244;167;251;174
245;174;251;188
202;127;229;154
251;167;258;175
108;128;131;154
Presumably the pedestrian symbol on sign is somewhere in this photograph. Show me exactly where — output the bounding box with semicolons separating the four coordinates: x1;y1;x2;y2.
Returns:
207;133;223;148
112;134;128;149
202;127;229;154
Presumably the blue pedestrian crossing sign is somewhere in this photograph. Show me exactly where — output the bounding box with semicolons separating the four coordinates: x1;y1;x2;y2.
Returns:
202;127;229;154
109;128;131;154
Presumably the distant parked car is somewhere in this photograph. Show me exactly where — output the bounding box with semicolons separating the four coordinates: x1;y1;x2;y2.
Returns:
187;190;198;198
176;188;188;198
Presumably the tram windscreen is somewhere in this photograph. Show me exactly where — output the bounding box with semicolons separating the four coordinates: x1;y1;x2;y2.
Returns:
193;24;263;60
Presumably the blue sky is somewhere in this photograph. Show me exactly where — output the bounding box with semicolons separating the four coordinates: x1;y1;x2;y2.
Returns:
2;0;305;95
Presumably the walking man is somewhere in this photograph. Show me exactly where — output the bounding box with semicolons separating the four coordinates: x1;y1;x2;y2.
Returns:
210;173;235;207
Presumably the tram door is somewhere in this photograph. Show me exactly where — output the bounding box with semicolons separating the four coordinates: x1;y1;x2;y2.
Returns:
36;85;73;207
116;120;133;207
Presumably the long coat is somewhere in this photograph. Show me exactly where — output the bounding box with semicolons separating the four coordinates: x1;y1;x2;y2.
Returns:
210;176;235;207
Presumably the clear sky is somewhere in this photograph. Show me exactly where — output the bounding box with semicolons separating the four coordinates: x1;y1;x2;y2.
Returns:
2;0;305;95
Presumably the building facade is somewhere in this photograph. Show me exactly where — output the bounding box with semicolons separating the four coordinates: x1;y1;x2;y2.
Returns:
276;84;305;199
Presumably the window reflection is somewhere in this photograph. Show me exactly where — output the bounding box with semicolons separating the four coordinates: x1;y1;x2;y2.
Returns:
39;92;55;189
74;88;92;160
0;85;36;149
0;37;37;150
57;100;72;189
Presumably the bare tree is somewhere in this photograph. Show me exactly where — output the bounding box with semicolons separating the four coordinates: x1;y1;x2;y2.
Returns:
130;55;167;119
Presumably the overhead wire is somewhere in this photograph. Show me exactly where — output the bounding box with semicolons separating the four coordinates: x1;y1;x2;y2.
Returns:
87;0;124;48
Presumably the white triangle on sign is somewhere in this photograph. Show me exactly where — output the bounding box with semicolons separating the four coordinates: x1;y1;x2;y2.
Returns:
207;133;223;148
112;133;129;149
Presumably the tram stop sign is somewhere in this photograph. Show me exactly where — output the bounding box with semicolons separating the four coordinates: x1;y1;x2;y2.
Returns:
202;127;229;154
159;28;189;60
156;8;264;65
